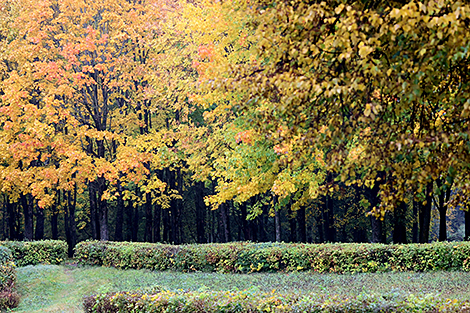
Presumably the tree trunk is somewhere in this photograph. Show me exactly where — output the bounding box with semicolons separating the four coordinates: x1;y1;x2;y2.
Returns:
258;204;267;242
114;183;124;241
168;169;180;244
437;181;451;242
371;215;383;243
132;203;139;242
65;188;77;258
51;196;59;240
144;192;153;242
275;209;281;242
125;200;132;241
316;211;324;243
325;195;336;242
289;208;297;242
240;202;249;241
465;203;470;241
419;182;433;243
34;204;44;240
21;194;33;241
412;198;419;243
393;201;407;244
6;197;18;240
218;203;229;242
97;177;108;241
297;207;306;242
88;182;99;240
154;203;161;243
195;182;205;243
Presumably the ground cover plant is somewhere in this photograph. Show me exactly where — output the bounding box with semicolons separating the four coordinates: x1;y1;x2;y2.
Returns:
11;264;470;312
75;240;470;273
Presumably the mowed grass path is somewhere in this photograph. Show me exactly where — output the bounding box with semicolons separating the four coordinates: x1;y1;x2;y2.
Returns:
12;264;470;312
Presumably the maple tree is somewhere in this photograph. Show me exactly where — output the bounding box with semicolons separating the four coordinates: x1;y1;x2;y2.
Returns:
0;0;184;243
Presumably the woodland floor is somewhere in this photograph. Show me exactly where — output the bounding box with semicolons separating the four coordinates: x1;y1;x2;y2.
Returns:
11;264;470;312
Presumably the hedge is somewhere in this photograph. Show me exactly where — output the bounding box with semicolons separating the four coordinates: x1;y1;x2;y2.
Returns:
74;241;470;274
0;240;67;267
83;290;470;313
0;246;20;310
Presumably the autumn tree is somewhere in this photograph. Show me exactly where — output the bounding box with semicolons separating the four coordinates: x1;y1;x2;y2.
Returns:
190;0;470;242
0;0;181;243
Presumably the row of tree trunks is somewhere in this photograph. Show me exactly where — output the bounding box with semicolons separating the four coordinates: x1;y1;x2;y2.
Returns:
3;177;470;244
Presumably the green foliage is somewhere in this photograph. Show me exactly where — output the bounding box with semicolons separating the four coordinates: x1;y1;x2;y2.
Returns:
0;246;12;265
0;246;19;311
0;240;67;267
83;289;470;313
75;241;470;274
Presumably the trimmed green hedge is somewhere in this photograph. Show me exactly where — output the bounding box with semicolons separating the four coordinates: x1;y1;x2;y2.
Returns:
83;290;470;312
0;240;67;267
0;246;20;310
74;241;470;273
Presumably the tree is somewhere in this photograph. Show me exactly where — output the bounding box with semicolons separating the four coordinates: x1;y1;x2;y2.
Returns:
1;0;179;242
193;0;470;240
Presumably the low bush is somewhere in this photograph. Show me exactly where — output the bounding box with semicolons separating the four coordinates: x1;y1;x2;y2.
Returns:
0;240;67;266
74;241;470;274
83;290;470;313
0;246;20;311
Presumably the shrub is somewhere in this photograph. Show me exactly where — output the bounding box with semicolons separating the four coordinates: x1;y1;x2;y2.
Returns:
0;240;67;266
83;290;470;313
0;246;19;311
74;241;470;274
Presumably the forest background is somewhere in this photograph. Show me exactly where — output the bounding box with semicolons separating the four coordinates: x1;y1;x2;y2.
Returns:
1;0;470;255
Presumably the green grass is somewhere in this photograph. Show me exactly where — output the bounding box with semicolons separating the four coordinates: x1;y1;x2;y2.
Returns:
11;264;470;312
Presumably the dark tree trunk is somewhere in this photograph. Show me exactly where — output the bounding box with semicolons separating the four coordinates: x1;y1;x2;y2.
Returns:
154;203;161;243
88;182;99;240
316;211;324;243
168;169;180;244
21;194;34;241
195;182;206;243
34;204;44;240
162;206;169;242
144;192;153;242
325;195;336;242
218;203;229;242
393;201;407;244
125;200;132;241
371;215;383;243
65;188;77;258
436;180;451;242
258;204;267;242
465;204;470;241
143;162;153;243
439;207;447;242
289;209;297;242
6;197;20;240
412;198;419;243
250;219;258;241
51;197;59;240
97;177;108;241
1;200;5;240
275;209;281;242
240;202;249;241
297;207;306;242
419;182;433;243
114;183;124;241
132;203;138;242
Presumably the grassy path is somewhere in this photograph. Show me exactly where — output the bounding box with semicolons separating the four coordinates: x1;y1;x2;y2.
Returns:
12;265;470;312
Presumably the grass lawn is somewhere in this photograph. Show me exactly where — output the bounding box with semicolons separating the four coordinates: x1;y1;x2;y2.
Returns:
12;264;470;312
